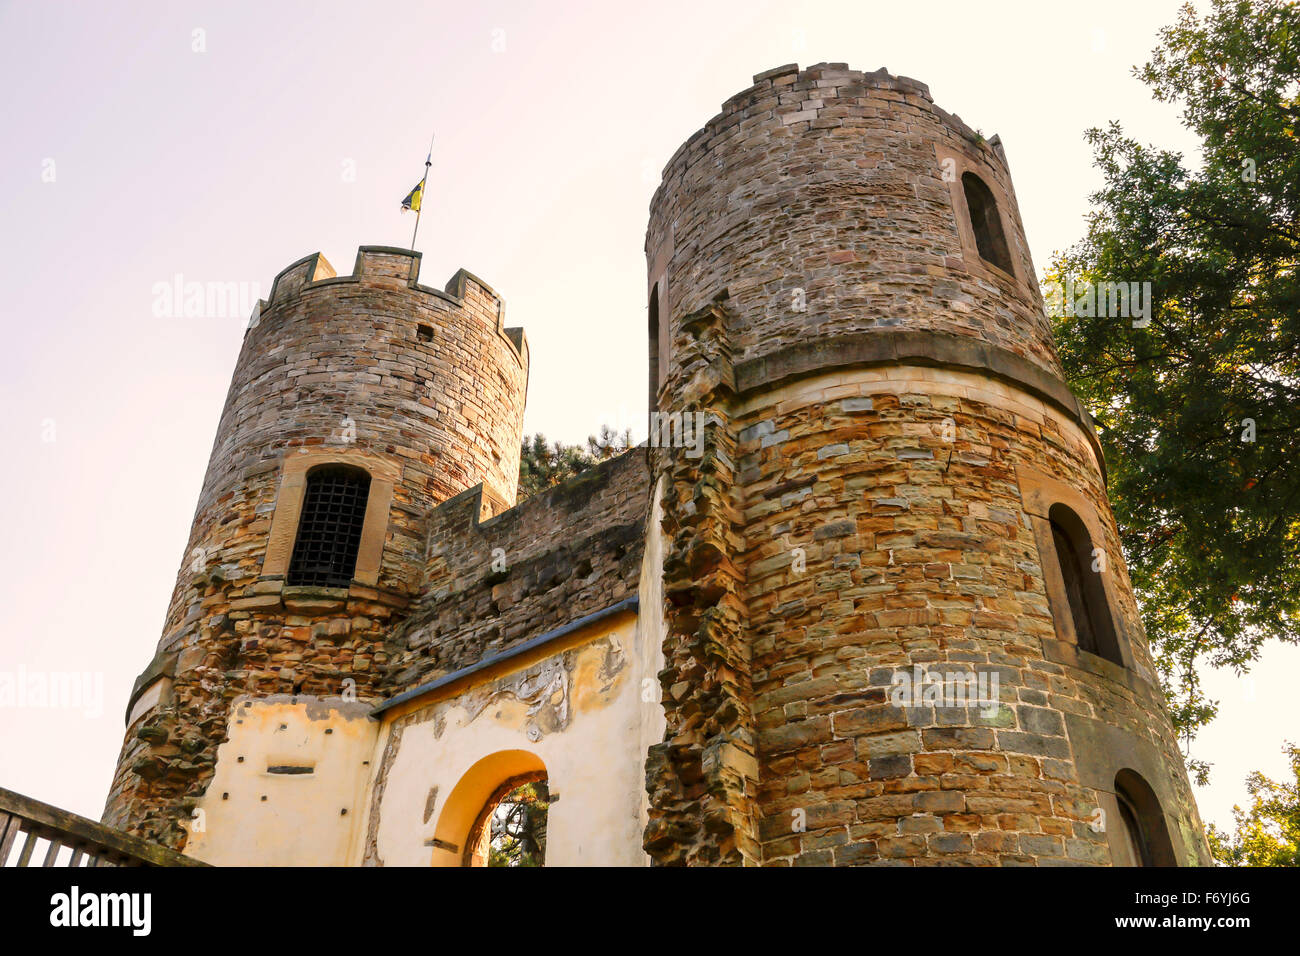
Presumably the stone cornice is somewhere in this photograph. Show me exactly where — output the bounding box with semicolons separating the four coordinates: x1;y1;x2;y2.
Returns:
732;329;1106;484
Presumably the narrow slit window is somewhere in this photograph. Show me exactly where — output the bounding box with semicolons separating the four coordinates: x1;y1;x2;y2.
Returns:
1113;769;1177;866
287;465;371;588
1049;504;1123;667
648;282;661;412
961;171;1013;273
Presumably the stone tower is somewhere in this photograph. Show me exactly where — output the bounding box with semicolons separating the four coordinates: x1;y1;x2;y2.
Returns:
642;64;1210;866
104;247;528;845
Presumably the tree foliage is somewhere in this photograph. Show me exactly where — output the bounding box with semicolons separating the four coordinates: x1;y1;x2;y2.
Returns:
1208;742;1300;866
517;425;633;503
487;781;550;868
1048;0;1300;753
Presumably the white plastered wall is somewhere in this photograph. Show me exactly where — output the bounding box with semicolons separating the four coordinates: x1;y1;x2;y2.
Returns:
363;612;658;866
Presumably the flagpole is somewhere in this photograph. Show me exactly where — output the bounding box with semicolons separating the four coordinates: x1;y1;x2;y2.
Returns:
410;131;435;251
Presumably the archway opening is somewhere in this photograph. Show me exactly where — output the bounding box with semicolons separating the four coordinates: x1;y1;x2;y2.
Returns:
1049;503;1123;666
961;171;1013;273
429;749;548;867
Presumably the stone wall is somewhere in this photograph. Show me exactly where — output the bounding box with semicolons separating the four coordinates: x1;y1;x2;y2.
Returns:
643;302;761;866
386;449;651;695
738;366;1204;865
645;63;1057;381
365;611;648;867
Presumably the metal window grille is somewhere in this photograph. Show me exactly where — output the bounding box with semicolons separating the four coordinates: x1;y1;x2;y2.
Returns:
287;466;371;588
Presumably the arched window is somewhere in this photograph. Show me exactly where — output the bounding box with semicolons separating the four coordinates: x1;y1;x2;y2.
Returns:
1049;504;1123;666
961;172;1013;274
1112;770;1177;866
286;465;371;587
648;282;661;413
428;750;549;867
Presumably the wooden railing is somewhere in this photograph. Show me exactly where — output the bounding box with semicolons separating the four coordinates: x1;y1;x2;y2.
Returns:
0;786;206;867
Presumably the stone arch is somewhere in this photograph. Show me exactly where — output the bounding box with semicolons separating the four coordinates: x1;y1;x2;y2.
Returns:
429;750;547;867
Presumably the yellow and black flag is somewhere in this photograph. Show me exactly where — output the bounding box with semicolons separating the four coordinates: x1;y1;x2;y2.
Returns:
400;178;424;213
403;133;435;249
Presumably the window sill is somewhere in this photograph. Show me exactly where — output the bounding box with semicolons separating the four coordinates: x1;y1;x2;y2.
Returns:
281;585;351;614
1041;636;1154;695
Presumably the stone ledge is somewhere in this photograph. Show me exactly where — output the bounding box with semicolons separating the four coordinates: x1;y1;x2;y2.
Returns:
732;329;1106;484
1041;637;1161;702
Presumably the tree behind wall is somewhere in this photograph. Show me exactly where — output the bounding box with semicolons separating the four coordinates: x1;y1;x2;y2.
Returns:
517;426;633;503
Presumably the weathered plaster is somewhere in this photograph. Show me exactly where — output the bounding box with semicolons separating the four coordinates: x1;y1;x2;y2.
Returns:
184;695;378;866
366;614;653;866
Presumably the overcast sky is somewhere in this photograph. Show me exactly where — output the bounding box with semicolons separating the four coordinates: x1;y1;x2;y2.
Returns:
1;0;1294;844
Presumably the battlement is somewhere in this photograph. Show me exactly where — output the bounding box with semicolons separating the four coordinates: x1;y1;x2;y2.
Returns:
385;449;650;695
251;246;525;368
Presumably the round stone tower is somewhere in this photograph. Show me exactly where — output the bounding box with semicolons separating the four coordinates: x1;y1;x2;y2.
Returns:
643;64;1209;866
104;246;527;846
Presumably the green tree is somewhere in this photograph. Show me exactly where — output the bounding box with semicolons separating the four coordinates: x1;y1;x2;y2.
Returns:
487;781;550;868
517;425;633;502
1048;0;1300;757
1208;743;1300;866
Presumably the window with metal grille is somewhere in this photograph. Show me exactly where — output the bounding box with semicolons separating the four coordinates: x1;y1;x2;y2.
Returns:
286;465;371;588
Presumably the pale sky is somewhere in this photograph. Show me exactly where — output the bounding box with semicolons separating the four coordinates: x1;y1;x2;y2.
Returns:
1;0;1293;843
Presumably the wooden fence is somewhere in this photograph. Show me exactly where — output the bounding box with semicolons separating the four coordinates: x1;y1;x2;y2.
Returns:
0;786;205;867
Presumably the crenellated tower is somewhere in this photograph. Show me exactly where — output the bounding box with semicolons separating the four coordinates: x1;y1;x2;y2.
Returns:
98;68;1211;868
103;247;528;846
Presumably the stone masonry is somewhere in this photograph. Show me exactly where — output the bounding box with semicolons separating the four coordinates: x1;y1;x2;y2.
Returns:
642;64;1209;865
